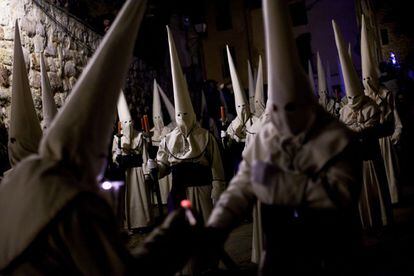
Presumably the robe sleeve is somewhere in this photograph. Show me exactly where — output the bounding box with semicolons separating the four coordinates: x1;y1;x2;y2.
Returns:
206;134;226;202
111;136;119;163
320;143;362;209
390;94;403;144
156;138;171;179
207;158;255;230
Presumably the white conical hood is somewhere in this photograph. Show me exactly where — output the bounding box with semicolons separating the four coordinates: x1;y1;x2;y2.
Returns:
157;83;176;123
308;60;316;95
226;45;250;121
263;0;315;136
117;90;132;123
8;21;42;167
152;79;164;133
248;59;255;113
317;52;328;100
254;55;265;117
116;90;133;139
332;20;363;100
167;26;196;136
40;52;58;130
361;15;380;95
39;0;147;184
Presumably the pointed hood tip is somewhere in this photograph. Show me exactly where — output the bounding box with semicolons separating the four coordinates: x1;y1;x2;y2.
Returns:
332;18;362;98
167;24;196;134
40;52;58;130
39;0;147;181
8;20;42;166
226;44;249;120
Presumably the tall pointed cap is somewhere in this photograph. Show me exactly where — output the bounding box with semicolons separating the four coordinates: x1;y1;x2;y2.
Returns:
152;79;163;123
40;52;58;130
332;20;363;97
226;45;250;119
317;52;328;96
263;0;313;107
254;55;265;117
248;59;255;113
348;43;352;60
361;15;380;93
117;90;132;123
167;26;196;135
157;83;176;123
39;0;147;182
8;21;42;167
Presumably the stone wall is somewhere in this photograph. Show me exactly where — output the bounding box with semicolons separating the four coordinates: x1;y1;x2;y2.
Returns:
0;0;102;127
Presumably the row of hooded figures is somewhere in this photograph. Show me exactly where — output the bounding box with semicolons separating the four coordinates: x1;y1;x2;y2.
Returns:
0;0;404;274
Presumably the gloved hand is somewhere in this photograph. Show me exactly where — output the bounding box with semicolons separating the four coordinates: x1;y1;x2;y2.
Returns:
145;159;158;177
220;130;227;139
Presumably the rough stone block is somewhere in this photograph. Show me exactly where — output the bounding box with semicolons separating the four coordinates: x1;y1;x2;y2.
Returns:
33;35;45;53
20;18;36;38
29;53;39;70
0;66;10;88
0;48;13;66
64;60;76;77
29;70;41;89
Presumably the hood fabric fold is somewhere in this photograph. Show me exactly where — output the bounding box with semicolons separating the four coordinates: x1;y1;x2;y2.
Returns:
263;0;315;137
8;21;42;167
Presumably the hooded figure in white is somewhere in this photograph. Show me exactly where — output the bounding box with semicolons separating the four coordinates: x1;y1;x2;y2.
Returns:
7;21;42;168
150;79;173;205
248;60;256;114
225;46;258;143
361;15;402;204
112;90;152;230
317;52;335;114
155;26;226;224
40;52;58;131
0;1;164;274
207;1;361;274
334;19;392;229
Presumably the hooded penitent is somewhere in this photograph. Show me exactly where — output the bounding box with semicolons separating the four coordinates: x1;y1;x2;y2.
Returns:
152;79;164;138
332;20;364;109
8;21;42;167
248;60;255;114
38;0;146;185
254;56;265;117
226;45;251;123
157;83;176;124
167;26;196;137
308;60;316;96
40;52;58;130
317;52;329;105
263;0;315;137
361;15;380;97
0;0;146;270
117;90;133;140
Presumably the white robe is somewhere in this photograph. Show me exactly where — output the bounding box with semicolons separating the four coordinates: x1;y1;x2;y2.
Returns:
208;108;360;273
112;132;152;229
340;98;393;228
369;87;402;204
157;126;226;223
151;123;175;205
